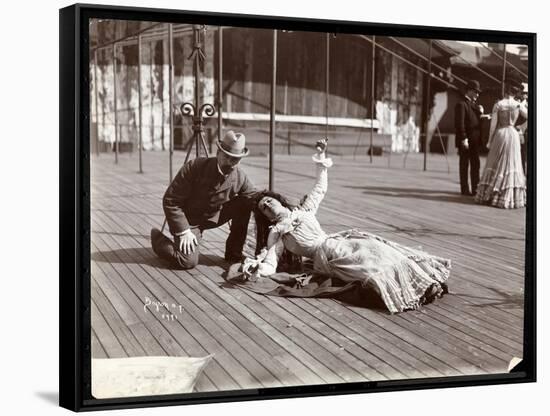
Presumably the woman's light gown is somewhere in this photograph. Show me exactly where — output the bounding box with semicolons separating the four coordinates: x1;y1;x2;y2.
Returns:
256;156;451;314
475;97;527;208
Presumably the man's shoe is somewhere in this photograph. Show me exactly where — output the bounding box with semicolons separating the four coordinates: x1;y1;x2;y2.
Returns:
151;228;175;258
151;227;162;242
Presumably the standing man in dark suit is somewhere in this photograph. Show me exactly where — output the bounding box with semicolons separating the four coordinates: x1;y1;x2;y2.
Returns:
455;80;484;196
151;130;258;269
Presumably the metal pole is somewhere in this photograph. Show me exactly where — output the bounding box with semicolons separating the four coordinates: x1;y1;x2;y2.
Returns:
283;81;288;114
370;35;376;164
325;33;330;139
390;37;468;87
478;41;527;79
501;45;507;97
269;29;277;191
150;40;155;150
423;40;432;172
358;35;457;91
168;24;174;181
160;36;166;152
101;49;105;153
112;43;119;164
180;25;213;164
137;35;143;173
287;130;291;155
218;27;223;140
435;123;451;174
91;22;164;54
194;26;201;159
93;49;100;157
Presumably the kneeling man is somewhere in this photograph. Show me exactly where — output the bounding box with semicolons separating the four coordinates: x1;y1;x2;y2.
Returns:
151;131;257;269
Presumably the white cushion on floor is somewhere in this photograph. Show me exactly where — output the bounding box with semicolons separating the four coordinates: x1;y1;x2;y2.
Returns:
92;355;213;399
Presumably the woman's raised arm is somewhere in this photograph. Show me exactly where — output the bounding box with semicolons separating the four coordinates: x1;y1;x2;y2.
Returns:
299;139;332;214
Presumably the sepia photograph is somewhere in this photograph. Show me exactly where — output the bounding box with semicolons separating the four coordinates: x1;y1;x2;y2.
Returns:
67;5;533;407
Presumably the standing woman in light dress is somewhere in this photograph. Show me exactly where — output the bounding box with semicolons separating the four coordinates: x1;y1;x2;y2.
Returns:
244;139;451;314
475;82;527;208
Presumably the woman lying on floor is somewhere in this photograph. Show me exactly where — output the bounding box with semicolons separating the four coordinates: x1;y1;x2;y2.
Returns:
230;139;450;314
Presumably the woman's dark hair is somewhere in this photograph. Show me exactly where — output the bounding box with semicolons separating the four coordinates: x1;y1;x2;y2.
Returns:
253;190;303;273
503;78;521;96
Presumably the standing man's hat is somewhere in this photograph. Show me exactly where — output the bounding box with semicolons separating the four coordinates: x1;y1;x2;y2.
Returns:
217;130;249;158
466;79;482;93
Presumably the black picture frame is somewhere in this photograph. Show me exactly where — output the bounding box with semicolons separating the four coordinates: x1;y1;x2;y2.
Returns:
60;3;536;412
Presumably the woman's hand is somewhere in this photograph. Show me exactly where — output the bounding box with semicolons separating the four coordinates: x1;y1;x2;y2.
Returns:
242;259;260;281
315;138;328;156
312;137;333;168
242;251;269;281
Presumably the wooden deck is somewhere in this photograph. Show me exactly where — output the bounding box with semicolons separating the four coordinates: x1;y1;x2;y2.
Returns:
90;149;526;392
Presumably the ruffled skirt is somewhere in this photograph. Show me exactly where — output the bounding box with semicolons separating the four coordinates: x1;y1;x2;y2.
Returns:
475;126;526;208
313;230;451;313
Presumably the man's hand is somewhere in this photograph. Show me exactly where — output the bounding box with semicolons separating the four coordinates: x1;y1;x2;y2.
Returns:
461;139;469;150
175;231;197;254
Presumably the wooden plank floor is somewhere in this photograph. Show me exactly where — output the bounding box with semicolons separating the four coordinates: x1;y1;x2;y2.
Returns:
90;149;526;392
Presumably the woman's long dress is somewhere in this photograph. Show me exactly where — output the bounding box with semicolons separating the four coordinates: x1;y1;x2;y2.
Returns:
475;97;527;208
260;157;451;314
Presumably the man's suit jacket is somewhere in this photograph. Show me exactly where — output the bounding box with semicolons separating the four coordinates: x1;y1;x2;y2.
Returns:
454;96;482;148
163;157;257;235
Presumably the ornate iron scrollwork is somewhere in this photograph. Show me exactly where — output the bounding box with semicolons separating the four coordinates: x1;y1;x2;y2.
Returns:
178;25;217;164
